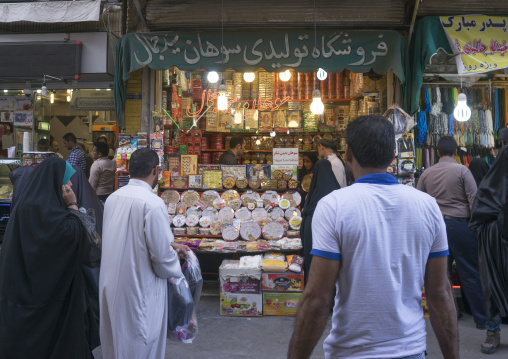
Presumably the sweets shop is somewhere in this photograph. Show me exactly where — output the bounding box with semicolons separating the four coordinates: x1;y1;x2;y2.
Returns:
114;17;508;316
110;27;412;316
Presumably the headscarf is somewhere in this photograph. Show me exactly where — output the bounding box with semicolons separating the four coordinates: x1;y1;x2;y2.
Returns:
298;152;319;181
9;165;36;209
0;157;99;358
468;158;490;187
302;159;341;217
70;165;104;236
469;145;508;318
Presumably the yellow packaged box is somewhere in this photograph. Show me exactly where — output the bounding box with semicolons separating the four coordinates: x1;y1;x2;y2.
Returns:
263;292;302;316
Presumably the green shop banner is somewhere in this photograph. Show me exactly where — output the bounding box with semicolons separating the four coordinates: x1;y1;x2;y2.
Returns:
114;29;408;125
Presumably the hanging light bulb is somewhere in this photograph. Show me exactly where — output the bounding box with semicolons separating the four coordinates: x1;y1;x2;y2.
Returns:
279;70;291;82
207;71;219;84
50;92;54;104
217;80;228;111
317;68;328;81
453;93;471;122
310;85;324;115
66;89;71;94
270;131;276;137
67;95;71;102
243;72;255;82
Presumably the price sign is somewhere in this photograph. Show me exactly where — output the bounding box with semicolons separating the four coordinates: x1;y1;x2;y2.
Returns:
272;148;299;165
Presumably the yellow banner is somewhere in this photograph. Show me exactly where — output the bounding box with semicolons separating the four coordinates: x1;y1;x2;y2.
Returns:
440;15;508;74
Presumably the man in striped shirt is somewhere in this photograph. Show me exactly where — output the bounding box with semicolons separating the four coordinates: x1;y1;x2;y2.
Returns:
63;132;86;173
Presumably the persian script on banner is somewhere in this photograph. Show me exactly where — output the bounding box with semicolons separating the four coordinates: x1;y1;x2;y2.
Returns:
440;15;508;74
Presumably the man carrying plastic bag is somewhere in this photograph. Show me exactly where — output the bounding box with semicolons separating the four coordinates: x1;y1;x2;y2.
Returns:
167;251;203;343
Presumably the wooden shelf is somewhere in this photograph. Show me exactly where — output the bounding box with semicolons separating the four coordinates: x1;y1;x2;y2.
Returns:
190;96;361;103
201;149;273;153
201;130;342;136
174;234;301;239
160;188;299;193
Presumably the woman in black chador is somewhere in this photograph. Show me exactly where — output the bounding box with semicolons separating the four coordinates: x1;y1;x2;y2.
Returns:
469;146;508;354
0;157;100;358
300;159;341;280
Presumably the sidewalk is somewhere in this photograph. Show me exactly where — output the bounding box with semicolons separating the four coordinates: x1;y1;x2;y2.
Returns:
93;295;508;358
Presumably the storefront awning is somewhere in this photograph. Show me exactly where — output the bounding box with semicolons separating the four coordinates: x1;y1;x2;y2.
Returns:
0;1;100;23
114;29;409;125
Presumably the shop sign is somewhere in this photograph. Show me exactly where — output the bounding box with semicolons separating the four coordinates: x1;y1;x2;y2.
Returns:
440;15;508;74
186;89;290;118
115;29;408;125
272;148;299;165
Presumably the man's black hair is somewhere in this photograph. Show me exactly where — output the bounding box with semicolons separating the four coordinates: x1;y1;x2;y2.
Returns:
37;138;50;151
319;139;337;152
229;136;244;149
129;148;159;178
345;115;395;169
63;133;77;143
437;136;457;157
94;141;109;157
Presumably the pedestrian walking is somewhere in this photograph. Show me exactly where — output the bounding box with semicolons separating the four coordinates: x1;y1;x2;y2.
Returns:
99;148;190;359
469;145;508;354
0;157;100;358
417;136;489;330
288;115;458;359
300;159;340;281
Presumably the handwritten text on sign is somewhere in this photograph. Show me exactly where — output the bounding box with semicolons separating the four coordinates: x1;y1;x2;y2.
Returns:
273;148;299;165
440;16;508;74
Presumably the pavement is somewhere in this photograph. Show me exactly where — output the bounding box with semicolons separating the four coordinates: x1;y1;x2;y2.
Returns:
93;283;508;359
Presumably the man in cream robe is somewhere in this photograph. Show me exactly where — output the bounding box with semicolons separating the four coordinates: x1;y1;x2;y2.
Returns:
99;149;189;359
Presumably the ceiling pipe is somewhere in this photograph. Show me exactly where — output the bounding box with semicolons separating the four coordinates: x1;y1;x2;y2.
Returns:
408;0;422;46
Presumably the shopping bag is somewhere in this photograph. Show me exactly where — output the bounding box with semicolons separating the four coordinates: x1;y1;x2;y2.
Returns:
167;251;202;343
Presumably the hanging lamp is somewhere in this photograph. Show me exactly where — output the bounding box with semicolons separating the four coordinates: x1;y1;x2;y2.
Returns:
454;93;471;122
244;72;255;82
310;84;324;115
279;70;291;82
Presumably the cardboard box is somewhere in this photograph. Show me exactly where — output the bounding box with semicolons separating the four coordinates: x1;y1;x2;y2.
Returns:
246;164;271;179
263;292;302;316
220;277;261;294
220;293;263;317
261;272;304;292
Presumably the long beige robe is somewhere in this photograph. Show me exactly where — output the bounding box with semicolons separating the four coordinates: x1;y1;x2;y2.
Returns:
99;179;182;359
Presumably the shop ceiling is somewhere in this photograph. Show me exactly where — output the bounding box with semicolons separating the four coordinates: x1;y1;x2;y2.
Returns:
131;0;508;33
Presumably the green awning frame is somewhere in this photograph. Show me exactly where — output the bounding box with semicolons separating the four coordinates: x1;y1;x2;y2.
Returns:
114;29;410;126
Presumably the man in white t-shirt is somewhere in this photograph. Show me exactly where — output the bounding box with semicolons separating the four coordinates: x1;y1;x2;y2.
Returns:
288;115;458;359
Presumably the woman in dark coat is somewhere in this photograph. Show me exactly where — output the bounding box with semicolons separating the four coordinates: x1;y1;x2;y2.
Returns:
0;157;100;358
300;159;341;280
469;146;508;353
468;158;490;187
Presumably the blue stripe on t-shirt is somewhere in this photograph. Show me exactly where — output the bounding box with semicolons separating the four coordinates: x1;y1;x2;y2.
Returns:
428;250;449;258
310;249;341;261
354;173;399;185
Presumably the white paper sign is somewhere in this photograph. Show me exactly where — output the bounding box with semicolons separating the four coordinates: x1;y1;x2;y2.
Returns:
272;148;299;165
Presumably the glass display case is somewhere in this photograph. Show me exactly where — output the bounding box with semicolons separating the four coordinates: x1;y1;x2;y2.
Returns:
0;158;22;202
0;158;22;242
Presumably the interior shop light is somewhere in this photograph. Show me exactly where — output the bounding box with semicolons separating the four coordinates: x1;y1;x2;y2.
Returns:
50;92;54;104
3;90;7;93
279;70;291;82
310;84;324;115
217;80;228;111
243;72;255;82
207;71;219;84
67;95;71;102
36;89;41;94
317;68;328;81
234;111;243;124
270;131;276;137
66;89;71;94
453;93;471;122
